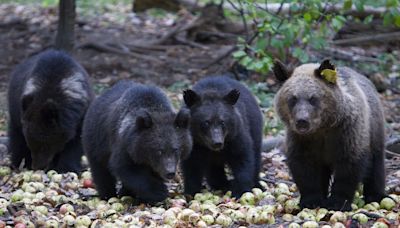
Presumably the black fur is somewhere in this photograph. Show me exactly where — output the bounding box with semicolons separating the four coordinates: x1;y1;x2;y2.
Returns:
314;59;336;78
181;76;264;198
82;81;192;203
7;50;93;173
272;59;290;82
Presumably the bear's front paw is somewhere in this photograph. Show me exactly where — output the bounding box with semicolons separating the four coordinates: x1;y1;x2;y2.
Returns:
231;184;252;199
184;182;203;196
138;186;168;204
325;197;352;211
364;193;386;204
300;196;324;209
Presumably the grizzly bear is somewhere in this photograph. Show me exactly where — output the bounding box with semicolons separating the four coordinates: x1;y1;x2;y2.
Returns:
182;76;264;198
8;50;94;172
273;59;386;211
82;81;192;203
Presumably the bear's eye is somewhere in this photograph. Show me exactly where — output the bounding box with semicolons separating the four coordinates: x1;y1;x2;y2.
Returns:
203;120;210;128
157;150;162;155
288;96;297;107
220;120;225;127
309;96;318;106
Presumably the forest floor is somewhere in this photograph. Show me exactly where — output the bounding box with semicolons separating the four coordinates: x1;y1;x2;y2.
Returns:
0;2;399;227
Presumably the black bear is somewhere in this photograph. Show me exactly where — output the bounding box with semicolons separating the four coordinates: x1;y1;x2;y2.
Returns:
82;81;192;203
8;50;94;173
182;76;264;198
273;59;386;211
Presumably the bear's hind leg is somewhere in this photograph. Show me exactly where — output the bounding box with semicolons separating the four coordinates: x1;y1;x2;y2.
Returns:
53;135;83;173
182;147;206;196
116;165;168;204
328;161;363;211
287;155;326;209
91;161;117;199
226;139;255;198
252;146;262;189
206;163;229;192
363;147;386;203
321;167;332;202
8;126;31;169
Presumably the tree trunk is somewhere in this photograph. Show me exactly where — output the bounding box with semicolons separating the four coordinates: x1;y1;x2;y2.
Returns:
55;0;76;52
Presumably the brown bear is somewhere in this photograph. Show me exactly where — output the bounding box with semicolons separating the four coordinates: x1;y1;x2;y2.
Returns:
273;59;386;211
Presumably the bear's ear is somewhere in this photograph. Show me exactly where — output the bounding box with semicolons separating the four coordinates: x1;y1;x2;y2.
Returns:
41;99;59;122
272;59;290;82
136;110;153;130
315;59;335;74
175;108;190;128
183;89;200;108
315;59;337;84
224;89;240;105
21;94;34;112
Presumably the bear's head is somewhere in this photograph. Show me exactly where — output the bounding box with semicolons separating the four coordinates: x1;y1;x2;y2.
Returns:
183;88;240;151
21;94;79;170
123;109;192;180
273;59;342;135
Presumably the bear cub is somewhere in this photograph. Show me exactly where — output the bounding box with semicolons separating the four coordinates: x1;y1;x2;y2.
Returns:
82;81;192;203
182;76;263;198
273;59;386;211
8;50;94;172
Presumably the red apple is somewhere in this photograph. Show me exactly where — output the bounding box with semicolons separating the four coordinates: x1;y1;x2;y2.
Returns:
82;179;94;188
14;222;26;228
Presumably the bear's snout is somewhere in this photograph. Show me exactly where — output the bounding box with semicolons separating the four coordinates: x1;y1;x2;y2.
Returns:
293;103;312;133
295;119;310;133
210;128;224;150
165;172;175;180
162;158;177;180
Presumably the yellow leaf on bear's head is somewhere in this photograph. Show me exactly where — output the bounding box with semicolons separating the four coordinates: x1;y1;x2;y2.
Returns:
321;69;337;84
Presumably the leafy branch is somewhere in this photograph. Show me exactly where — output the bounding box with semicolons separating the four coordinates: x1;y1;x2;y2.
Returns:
227;0;400;75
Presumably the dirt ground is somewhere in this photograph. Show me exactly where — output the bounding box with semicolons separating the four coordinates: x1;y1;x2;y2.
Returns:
0;3;241;88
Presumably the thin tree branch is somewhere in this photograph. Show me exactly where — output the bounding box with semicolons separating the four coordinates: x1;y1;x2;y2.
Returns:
226;0;249;40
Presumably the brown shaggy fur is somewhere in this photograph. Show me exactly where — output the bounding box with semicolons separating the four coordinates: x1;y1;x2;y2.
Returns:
274;60;386;211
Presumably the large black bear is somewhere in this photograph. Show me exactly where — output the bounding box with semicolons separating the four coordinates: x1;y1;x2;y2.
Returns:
273;59;386;211
8;50;94;173
82;81;192;203
182;76;263;198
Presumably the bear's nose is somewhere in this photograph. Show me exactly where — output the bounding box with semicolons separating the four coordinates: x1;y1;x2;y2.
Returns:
296;119;310;131
213;142;223;148
166;172;175;180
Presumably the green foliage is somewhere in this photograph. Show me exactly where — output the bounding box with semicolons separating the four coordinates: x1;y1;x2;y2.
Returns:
167;80;191;93
263;107;285;136
0;0;57;6
231;0;400;75
0;111;7;132
246;81;284;135
77;0;131;15
93;83;110;95
0;0;132;15
41;0;58;7
247;81;274;108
